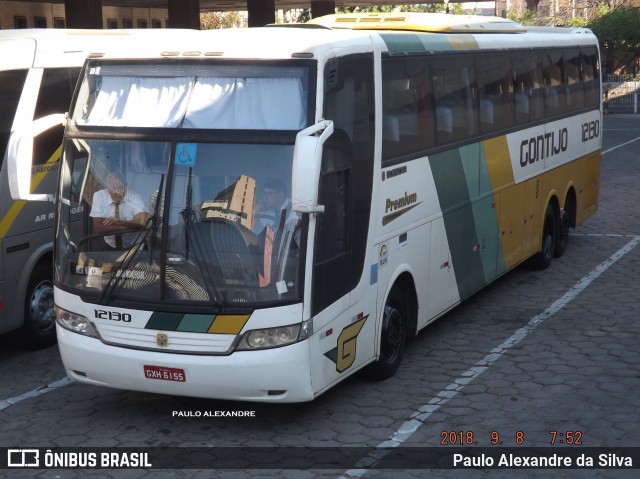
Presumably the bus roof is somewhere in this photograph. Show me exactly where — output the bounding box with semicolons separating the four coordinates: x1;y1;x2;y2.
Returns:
306;12;526;34
79;15;598;64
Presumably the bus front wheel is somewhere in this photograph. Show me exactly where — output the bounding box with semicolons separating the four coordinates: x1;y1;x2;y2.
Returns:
366;288;407;380
16;261;56;349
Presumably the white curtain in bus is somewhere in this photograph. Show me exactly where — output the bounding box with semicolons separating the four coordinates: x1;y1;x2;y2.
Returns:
182;77;306;130
83;76;194;127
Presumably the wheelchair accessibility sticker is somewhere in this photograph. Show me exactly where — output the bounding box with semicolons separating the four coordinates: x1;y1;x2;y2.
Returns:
175;143;197;166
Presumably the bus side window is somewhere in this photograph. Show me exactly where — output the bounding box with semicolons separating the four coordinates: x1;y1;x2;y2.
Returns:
543;51;565;117
33;67;81;167
381;57;434;161
582;48;600;108
431;54;477;145
565;48;584;112
0;69;28;163
476;53;514;134
512;53;545;124
315;131;352;264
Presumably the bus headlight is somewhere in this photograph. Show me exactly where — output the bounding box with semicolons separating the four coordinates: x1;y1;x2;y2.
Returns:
55;305;99;338
236;323;304;351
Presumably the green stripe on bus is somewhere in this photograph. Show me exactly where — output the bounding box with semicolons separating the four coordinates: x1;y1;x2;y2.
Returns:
465;144;506;280
430;144;506;298
176;314;215;333
146;312;183;330
380;33;477;53
429;148;484;300
380;33;427;52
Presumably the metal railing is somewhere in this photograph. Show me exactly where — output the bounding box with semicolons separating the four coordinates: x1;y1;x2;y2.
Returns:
604;74;640;114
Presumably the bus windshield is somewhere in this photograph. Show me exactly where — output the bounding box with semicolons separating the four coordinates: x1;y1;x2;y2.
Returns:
55;59;313;310
56;138;303;309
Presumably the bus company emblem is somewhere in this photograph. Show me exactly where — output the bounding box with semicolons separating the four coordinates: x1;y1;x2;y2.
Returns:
156;333;169;347
382;191;420;226
324;313;368;373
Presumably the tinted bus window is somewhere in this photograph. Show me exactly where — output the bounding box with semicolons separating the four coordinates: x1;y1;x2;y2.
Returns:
35;67;80;117
582;47;600;108
0;69;28;165
431;54;477;145
543;50;565;117
476;53;514;134
381;56;435;160
33;67;81;166
565;48;584;112
512;53;545;124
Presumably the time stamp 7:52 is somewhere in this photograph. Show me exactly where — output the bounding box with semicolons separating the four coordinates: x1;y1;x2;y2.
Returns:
440;431;584;446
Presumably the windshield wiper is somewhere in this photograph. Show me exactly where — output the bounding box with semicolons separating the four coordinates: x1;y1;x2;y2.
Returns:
98;174;165;304
147;174;165;263
97;230;148;304
180;167;221;303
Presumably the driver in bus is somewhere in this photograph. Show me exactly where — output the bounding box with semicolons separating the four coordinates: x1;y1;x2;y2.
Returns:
254;178;296;233
90;171;150;249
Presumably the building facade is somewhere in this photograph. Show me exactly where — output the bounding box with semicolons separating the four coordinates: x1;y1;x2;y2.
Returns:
0;1;168;29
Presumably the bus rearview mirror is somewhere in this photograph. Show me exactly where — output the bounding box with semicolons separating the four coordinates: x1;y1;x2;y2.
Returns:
291;119;334;214
7;113;65;202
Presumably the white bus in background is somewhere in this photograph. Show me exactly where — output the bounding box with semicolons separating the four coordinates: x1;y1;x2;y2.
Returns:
10;13;600;401
0;28;197;348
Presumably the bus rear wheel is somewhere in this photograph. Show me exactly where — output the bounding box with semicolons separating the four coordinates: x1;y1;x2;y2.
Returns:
529;203;557;270
366;288;407;380
16;262;56;349
555;192;575;258
554;208;570;258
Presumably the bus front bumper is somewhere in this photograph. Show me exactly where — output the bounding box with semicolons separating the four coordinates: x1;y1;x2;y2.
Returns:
57;324;315;403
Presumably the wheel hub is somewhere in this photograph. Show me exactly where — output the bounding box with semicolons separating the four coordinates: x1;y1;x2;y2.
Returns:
29;280;55;331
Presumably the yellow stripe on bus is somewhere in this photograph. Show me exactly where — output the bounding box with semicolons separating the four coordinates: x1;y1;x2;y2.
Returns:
482;136;514;190
208;315;251;334
0;144;61;238
449;35;479;50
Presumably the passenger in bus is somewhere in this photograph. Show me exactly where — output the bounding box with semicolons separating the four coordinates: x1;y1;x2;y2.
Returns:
90;172;150;249
253;178;295;233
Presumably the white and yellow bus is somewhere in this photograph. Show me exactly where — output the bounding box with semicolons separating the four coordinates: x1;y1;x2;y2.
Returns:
10;13;601;400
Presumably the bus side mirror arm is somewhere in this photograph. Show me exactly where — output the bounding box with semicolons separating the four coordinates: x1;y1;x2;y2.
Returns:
7;113;66;202
291;119;334;214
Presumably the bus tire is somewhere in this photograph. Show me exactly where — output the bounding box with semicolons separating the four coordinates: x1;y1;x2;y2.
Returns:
554;192;575;258
554;208;570;258
16;261;56;350
365;287;407;380
529;203;557;270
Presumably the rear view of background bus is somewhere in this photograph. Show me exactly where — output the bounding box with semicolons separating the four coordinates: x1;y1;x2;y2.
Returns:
0;29;195;349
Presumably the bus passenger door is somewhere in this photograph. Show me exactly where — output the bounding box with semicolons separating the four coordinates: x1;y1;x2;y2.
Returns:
309;53;376;394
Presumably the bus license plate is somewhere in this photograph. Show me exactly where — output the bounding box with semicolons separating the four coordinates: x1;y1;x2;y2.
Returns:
143;365;186;382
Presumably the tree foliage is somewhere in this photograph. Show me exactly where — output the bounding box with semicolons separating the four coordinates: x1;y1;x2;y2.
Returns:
589;6;640;74
200;11;243;29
